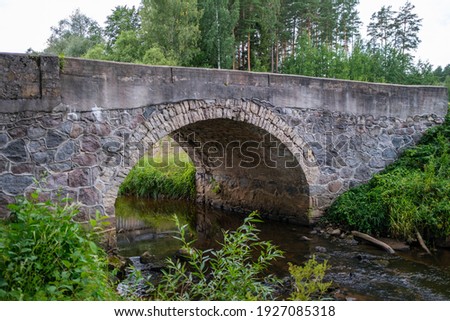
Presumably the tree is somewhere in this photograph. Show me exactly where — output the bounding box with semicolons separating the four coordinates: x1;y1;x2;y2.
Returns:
233;0;283;72
367;5;395;49
198;0;240;69
364;2;425;84
347;40;377;81
83;44;107;60
83;6;143;63
257;0;281;72
45;9;103;57
368;2;422;55
235;0;260;71
104;5;141;51
141;46;179;66
108;30;144;63
393;1;422;54
434;64;450;82
336;0;361;51
317;0;337;47
434;64;450;101
140;0;202;66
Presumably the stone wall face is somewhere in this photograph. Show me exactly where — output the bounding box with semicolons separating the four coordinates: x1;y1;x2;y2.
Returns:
272;107;444;211
0;54;41;100
0;98;444;223
0;54;61;112
0;54;447;223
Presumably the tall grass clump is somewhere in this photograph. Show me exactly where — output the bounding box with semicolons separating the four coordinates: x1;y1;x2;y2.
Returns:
0;192;119;300
325;108;450;244
119;151;196;200
152;212;284;300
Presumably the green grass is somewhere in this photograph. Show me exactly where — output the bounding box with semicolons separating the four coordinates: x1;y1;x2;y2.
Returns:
325;108;450;244
119;148;196;200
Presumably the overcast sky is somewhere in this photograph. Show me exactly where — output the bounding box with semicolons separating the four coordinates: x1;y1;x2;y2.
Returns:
0;0;449;67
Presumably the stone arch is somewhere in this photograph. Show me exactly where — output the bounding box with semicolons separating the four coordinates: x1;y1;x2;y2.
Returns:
104;99;319;224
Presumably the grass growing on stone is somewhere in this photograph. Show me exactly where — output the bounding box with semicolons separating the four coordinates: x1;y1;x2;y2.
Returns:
325;108;450;244
119;145;196;200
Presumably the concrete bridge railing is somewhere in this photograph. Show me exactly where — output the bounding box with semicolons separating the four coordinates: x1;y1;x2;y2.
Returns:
0;53;447;224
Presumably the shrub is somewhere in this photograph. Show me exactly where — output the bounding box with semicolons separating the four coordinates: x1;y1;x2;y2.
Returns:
152;212;284;300
288;256;332;301
0;192;118;300
326;183;388;235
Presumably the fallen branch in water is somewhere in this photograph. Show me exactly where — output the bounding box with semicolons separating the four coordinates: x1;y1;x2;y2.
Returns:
416;231;432;255
351;231;395;254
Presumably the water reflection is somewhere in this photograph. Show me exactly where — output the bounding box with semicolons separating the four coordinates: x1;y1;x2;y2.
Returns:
115;196;450;300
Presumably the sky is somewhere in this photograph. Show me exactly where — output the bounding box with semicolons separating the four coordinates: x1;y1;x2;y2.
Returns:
0;0;449;68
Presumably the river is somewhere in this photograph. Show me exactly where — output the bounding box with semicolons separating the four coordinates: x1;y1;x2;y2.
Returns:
116;196;450;300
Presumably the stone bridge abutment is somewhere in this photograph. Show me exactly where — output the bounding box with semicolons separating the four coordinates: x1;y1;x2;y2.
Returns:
0;53;447;224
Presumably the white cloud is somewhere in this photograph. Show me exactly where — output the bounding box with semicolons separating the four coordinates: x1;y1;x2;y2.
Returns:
0;0;141;53
358;0;450;67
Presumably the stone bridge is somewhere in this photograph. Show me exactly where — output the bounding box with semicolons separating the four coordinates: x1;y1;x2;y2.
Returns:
0;53;447;224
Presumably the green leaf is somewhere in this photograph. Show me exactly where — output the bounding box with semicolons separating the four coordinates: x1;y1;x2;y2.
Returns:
88;241;98;254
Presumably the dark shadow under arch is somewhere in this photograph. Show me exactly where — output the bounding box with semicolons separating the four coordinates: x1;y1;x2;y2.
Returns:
110;99;316;224
171;118;310;223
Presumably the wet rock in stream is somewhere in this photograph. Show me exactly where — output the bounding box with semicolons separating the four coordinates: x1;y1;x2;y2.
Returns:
117;256;167;298
140;251;156;264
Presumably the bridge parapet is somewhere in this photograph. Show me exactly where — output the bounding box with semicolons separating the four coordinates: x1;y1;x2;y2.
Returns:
1;53;447;118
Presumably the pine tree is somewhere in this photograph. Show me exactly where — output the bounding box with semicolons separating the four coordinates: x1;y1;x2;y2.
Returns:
317;0;337;47
278;0;301;58
235;0;261;71
393;1;422;54
336;0;361;51
256;0;281;72
367;5;395;49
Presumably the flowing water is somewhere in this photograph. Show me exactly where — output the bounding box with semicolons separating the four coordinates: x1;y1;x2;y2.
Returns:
116;196;450;301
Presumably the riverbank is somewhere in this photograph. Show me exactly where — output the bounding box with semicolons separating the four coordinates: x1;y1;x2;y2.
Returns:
115;197;450;300
324;107;450;247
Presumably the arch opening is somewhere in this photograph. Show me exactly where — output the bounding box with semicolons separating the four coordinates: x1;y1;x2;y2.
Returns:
171;118;310;224
108;99;316;225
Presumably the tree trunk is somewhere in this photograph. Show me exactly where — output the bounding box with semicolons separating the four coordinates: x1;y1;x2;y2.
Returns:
352;231;396;254
247;32;251;71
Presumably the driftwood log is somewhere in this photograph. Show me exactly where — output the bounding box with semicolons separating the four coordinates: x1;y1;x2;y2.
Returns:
416;231;432;255
351;231;396;254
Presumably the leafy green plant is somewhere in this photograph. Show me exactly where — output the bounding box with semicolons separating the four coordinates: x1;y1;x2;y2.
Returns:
210;177;221;194
0;192;119;300
325;183;388;235
325;108;450;244
288;256;332;301
152;212;284;300
57;53;67;71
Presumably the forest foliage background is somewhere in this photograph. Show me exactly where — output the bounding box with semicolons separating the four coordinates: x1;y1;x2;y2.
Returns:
38;0;450;96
